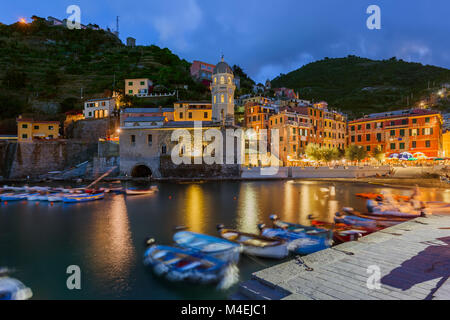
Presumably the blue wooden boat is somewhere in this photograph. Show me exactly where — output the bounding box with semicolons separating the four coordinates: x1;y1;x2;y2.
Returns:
62;192;104;203
0;193;29;201
0;269;33;300
143;239;228;284
269;214;329;236
173;231;242;263
258;224;332;255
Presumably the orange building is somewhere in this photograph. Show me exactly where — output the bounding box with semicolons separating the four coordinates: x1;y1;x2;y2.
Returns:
268;110;310;165
173;101;212;122
244;102;276;132
348;109;443;157
303;102;347;149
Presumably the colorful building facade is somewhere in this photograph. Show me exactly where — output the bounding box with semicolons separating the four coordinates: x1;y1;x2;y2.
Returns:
17;117;60;142
348;109;443;157
125;78;153;96
173;101;212;122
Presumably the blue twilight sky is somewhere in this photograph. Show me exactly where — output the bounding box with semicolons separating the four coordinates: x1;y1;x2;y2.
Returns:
1;0;449;83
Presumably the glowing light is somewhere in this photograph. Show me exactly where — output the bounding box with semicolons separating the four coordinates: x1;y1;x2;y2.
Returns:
19;18;27;24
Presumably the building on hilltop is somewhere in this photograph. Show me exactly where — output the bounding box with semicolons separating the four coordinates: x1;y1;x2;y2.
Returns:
83;98;117;119
125;78;153;96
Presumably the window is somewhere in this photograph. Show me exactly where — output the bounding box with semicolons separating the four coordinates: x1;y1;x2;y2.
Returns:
351;126;355;131
390;121;395;126
402;119;407;125
399;143;405;149
128;90;133;94
88;112;92;117
49;126;54;130
423;128;432;135
411;129;418;136
220;76;224;84
390;130;395;136
128;82;133;86
367;146;371;151
140;81;145;85
214;95;217;104
148;135;152;146
179;112;183;119
425;140;430;148
204;112;208;119
188;112;192;119
425;118;430;123
412;118;417;124
22;124;28;129
357;135;362;142
221;95;224;103
399;129;405;136
22;134;28;139
376;133;382;141
358;125;362;130
34;125;39;130
366;123;371;129
48;135;53;139
390;143;396;150
214;77;217;84
161;144;167;155
412;141;416;148
130;135;136;144
366;134;371;141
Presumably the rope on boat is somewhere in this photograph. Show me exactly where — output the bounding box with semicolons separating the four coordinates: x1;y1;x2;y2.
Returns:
295;256;314;271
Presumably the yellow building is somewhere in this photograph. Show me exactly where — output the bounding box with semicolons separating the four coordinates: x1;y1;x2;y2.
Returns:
17;116;60;142
443;131;450;157
173;101;212;122
125;78;153;96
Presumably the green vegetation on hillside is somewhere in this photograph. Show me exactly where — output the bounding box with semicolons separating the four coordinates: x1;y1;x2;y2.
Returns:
271;55;450;118
0;16;209;133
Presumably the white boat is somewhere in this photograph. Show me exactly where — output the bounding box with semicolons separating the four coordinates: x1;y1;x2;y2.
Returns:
26;193;41;201
47;194;64;202
125;186;158;195
0;193;29;201
217;225;288;259
0;268;33;300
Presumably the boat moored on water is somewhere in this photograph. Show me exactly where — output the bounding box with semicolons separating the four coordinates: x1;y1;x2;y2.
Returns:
125;186;158;195
216;225;289;259
62;192;105;203
0;268;33;300
258;224;332;255
143;239;228;284
173;231;242;263
0;193;29;201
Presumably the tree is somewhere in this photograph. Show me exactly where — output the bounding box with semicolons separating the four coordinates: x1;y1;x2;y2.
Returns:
319;146;341;164
372;145;385;164
3;68;27;89
305;143;321;161
345;145;368;164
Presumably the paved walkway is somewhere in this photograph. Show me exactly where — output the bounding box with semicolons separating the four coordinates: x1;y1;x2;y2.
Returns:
247;215;450;300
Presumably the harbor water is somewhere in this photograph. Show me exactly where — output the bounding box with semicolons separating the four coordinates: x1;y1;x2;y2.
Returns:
0;180;448;299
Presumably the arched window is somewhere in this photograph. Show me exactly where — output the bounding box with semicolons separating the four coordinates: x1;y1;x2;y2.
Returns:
228;77;231;84
214;77;217;84
161;144;167;155
221;94;224;103
213;95;217;104
220;76;224;84
229;96;232;103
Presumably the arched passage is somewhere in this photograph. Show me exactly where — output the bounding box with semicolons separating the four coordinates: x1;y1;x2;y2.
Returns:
131;165;152;178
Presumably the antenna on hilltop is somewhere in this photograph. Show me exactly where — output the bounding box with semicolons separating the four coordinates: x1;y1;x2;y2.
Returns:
116;16;119;37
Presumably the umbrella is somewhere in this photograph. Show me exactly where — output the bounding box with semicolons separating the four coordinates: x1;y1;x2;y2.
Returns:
407;158;418;161
413;152;427;160
388;153;399;159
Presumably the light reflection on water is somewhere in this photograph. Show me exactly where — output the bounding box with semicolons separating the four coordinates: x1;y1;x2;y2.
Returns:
0;180;448;299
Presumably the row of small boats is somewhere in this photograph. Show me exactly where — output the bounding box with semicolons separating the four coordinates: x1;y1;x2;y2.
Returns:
0;185;158;203
143;214;374;284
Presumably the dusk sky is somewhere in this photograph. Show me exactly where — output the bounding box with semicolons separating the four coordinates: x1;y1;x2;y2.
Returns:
2;0;449;83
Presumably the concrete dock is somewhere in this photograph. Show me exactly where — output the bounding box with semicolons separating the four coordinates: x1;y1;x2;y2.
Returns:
233;215;450;300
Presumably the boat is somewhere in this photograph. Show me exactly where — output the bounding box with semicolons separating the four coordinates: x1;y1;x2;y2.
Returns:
356;193;410;201
143;239;228;284
62;192;105;203
0;193;29;201
216;225;289;259
269;214;329;235
336;209;411;228
0;268;33;300
26;193;41;201
174;231;242;263
258;224;332;255
310;220;376;243
125;186;158;195
47;193;64;202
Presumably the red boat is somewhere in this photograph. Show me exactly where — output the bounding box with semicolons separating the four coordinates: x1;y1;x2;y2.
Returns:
310;220;379;243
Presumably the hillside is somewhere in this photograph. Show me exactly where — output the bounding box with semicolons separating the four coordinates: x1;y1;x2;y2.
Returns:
0;16;210;133
271;55;450;118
